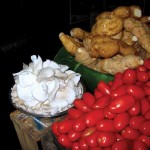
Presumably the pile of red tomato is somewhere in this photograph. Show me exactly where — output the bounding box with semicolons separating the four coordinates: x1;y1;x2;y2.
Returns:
51;58;150;150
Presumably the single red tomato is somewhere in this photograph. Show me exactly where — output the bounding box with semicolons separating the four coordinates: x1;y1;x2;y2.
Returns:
122;68;136;84
108;95;136;113
51;121;60;137
137;65;147;72
81;126;97;138
121;126;141;140
104;107;116;119
126;84;145;99
84;109;104;126
112;140;129;150
72;142;80;150
138;135;150;148
111;78;123;91
136;70;149;82
82;92;96;107
115;133;124;141
140;98;150;115
94;88;104;99
110;85;126;99
139;121;150;136
72;116;86;132
128;100;141;116
96;119;116;132
85;131;99;148
97;81;111;95
97;131;116;147
113;112;130;131
58;134;72;148
68;107;83;119
73;99;91;112
129;116;145;130
132;140;148;150
67;129;82;142
79;137;89;150
92;95;111;109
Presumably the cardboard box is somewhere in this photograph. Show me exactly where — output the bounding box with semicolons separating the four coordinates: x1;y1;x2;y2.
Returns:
10;110;66;150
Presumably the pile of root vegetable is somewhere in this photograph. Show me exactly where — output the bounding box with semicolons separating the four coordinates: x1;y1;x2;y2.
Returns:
51;58;150;150
59;5;150;75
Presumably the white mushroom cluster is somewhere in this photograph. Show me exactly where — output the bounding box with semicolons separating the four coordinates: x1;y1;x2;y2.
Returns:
11;55;83;117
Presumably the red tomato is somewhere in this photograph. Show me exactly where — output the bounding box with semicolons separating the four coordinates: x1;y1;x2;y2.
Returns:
110;85;126;99
79;138;89;150
73;116;86;132
104;107;116;119
139;121;150;136
82;126;97;137
84;109;104;126
92;95;111;109
143;85;150;96
121;126;141;140
112;140;129;150
68;107;83;119
136;70;149;82
51;121;60;137
132;140;148;150
113;112;130;131
122;68;136;84
138;135;150;148
94;88;104;99
85;131;99;148
97;81;111;95
137;65;147;72
97;131;116;147
108;95;136;113
90;147;103;150
144;109;150;119
58;134;72;148
144;58;150;70
97;119;116;132
111;78;123;91
129;116;145;130
115;72;123;79
140;98;150;115
67;129;82;142
82;92;96;107
126;84;145;99
73;99;91;112
72;142;80;150
115;133;124;141
57;119;73;134
128;100;141;116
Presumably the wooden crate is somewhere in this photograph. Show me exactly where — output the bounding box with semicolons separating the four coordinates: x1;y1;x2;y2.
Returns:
10;110;66;150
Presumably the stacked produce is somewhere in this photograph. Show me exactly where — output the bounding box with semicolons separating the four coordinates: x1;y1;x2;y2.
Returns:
51;58;150;150
59;5;150;75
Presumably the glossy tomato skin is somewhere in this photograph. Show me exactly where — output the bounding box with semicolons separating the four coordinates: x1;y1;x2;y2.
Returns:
122;68;136;84
132;140;148;150
94;88;104;99
57;119;73;134
96;119;116;132
79;137;89;150
139;121;150;136
81;126;97;138
136;70;149;82
97;81;111;95
138;135;150;148
121;126;140;140
97;131;116;147
144;109;150;119
112;140;129;150
72;142;80;150
113;112;130;131
140;98;150;115
68;107;83;119
51;121;60;137
111;78;123;91
67;129;82;142
58;134;72;148
108;95;136;113
129;116;145;130
104;107;116;119
84;109;104;126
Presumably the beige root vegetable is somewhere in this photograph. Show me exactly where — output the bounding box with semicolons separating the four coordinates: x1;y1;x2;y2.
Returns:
124;18;150;53
129;5;142;19
75;47;144;75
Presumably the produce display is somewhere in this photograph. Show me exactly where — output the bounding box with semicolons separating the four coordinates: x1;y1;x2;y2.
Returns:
11;55;84;117
51;58;150;150
59;5;150;75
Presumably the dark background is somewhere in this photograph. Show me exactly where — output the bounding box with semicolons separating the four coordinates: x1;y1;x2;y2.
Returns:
1;0;149;149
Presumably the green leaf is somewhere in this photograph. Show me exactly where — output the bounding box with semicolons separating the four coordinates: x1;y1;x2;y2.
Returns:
54;47;114;93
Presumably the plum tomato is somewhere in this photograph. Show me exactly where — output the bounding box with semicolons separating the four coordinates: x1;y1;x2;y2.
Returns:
140;98;150;115
139;121;150;136
94;88;104;99
113;112;130;131
67;129;82;142
108;95;136;113
132;140;148;150
97;81;111;95
81;126;97;138
122;68;136;84
112;140;129;150
97;131;116;147
84;109;104;126
72;142;80;150
136;70;149;82
121;126;141;140
111;78;123;91
138;135;150;148
144;109;150;119
104;107;116;119
51;121;60;137
79;137;89;150
68;107;83;119
58;134;72;148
